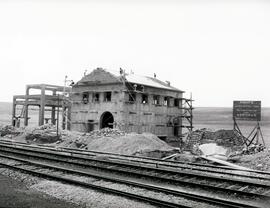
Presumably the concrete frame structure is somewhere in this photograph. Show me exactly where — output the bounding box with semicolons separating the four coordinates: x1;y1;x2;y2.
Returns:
12;84;71;128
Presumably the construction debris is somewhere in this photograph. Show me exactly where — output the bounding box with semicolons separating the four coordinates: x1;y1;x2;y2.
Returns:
1;124;269;171
81;128;125;137
0;125;21;137
233;149;270;171
184;129;244;148
199;143;228;158
200;155;253;171
161;153;179;160
25;124;60;144
183;128;265;157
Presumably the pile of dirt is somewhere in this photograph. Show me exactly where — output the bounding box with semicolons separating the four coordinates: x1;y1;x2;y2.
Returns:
88;133;174;155
57;130;174;155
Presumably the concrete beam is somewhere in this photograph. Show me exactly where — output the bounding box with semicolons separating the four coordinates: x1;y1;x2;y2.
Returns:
26;84;71;92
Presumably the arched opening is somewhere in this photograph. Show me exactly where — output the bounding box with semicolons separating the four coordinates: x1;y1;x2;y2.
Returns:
100;111;114;129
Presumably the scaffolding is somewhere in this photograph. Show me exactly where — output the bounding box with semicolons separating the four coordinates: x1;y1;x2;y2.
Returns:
180;96;194;133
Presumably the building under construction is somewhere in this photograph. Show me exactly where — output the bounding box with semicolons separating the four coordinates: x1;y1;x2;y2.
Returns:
12;84;71;128
70;68;193;142
11;68;193;143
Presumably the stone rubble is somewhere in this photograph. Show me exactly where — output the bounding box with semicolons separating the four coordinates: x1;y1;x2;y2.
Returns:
183;128;265;156
1;124;269;171
0;125;21;137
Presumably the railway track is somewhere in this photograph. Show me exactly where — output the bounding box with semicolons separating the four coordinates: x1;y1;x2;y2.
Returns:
0;140;269;207
2;140;268;177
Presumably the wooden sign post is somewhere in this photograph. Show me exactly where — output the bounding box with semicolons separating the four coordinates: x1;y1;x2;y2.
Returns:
233;101;265;149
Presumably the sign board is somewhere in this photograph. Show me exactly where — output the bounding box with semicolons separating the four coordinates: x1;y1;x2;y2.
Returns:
233;101;261;121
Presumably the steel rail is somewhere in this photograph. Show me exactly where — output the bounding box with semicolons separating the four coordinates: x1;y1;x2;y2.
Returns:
0;144;269;200
0;160;187;208
1;140;269;177
0;153;264;208
0;143;269;189
0;141;266;181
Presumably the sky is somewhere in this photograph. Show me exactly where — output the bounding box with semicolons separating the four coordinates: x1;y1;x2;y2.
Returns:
0;0;269;107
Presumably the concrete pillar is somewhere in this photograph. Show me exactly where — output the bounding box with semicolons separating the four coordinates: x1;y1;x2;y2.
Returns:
51;90;56;125
11;97;16;126
62;106;66;130
39;85;45;126
24;87;30;126
51;107;56;125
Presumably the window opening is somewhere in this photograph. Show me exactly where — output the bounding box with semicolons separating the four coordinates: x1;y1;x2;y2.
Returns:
174;126;179;136
104;92;112;102
174;99;179;107
141;94;148;104
82;93;89;104
164;97;169;106
94;93;100;102
153;95;160;105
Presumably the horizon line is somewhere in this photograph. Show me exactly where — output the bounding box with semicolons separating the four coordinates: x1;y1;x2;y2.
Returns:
0;101;269;108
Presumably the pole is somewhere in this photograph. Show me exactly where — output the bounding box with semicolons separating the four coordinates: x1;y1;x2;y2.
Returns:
256;121;259;144
190;92;193;132
258;122;265;147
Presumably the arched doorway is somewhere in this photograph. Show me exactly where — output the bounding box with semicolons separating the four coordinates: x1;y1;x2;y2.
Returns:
100;111;114;129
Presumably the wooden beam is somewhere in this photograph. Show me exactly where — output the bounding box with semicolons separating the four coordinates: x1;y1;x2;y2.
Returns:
200;155;253;171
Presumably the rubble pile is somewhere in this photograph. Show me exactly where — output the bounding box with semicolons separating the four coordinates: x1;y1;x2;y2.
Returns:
83;128;125;137
236;150;270;171
0;125;22;137
184;129;244;149
1;125;171;155
183;131;203;152
25;124;60;144
183;128;267;167
241;144;265;154
206;130;244;147
228;144;266;160
57;128;126;149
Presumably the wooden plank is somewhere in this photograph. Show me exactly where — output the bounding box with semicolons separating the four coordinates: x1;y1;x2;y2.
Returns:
161;153;179;160
200;155;253;171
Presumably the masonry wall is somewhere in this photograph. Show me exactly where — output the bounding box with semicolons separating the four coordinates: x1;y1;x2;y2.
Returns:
121;86;183;141
70;82;183;142
70;83;125;132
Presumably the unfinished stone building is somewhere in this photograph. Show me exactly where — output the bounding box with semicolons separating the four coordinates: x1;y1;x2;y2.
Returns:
70;68;188;142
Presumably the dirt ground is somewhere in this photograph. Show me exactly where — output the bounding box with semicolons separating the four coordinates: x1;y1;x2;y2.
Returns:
0;171;79;208
0;167;154;208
